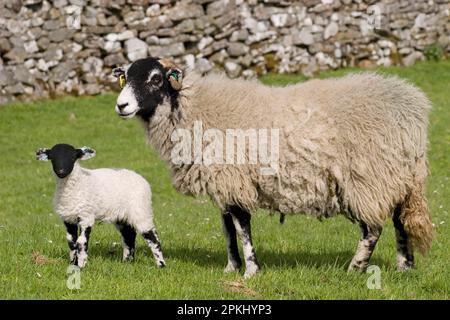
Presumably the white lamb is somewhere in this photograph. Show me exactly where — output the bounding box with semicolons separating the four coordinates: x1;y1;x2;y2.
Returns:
36;143;165;268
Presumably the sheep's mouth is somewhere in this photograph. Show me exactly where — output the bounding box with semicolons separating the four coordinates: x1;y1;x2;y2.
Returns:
118;110;138;119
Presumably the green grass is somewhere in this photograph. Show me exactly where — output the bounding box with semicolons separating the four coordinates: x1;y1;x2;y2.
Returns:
0;60;449;299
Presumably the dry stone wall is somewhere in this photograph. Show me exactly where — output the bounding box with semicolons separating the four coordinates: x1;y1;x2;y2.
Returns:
0;0;449;105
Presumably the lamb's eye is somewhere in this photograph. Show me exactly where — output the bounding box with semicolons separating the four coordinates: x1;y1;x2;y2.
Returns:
119;74;126;88
151;74;162;84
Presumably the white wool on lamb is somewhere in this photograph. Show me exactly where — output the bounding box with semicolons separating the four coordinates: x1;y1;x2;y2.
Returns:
37;144;165;268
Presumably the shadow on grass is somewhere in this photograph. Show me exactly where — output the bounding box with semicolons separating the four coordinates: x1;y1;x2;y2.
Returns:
162;245;391;271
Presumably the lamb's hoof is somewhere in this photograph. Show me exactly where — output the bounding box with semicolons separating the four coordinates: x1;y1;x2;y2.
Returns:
77;259;87;269
123;256;135;262
243;264;260;279
157;261;166;268
347;261;368;273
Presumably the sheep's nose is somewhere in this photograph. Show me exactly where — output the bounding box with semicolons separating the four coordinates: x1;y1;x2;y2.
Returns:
117;102;128;111
57;169;65;174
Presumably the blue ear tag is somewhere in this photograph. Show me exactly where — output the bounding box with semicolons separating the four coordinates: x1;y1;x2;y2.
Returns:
169;71;179;81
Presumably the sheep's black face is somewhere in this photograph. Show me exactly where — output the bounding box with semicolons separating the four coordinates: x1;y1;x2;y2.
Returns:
113;57;183;122
36;144;96;179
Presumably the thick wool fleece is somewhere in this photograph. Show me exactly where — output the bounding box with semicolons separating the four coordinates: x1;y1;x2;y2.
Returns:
54;163;155;233
144;71;432;253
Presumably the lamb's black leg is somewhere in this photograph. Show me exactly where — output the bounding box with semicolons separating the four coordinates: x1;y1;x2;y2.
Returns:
142;228;166;268
221;207;242;273
229;205;260;278
76;225;92;268
348;222;382;272
393;207;415;270
64;222;78;265
116;223;137;262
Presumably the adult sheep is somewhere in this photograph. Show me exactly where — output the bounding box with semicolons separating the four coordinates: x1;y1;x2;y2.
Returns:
112;57;432;278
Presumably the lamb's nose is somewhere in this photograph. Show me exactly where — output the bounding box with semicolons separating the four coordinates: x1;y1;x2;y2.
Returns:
117;102;128;111
57;169;65;174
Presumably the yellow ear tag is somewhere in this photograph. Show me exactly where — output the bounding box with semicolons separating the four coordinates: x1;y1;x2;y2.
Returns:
119;74;126;89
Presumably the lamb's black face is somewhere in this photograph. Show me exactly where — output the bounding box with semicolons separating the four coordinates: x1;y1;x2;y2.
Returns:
36;144;96;179
113;57;183;122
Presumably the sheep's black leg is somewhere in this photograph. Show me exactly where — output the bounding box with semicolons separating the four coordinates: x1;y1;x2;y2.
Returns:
64;222;78;265
76;225;92;268
229;205;260;278
116;222;137;262
142;228;166;268
221;207;242;272
348;222;382;272
393;207;414;270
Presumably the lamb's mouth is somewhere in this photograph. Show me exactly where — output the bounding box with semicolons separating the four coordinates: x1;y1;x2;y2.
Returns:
118;110;138;119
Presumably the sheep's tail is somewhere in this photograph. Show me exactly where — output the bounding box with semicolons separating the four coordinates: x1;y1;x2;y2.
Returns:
400;157;433;255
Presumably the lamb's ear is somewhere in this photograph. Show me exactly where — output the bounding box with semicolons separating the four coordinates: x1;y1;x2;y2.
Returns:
166;68;183;91
78;146;96;160
36;148;51;161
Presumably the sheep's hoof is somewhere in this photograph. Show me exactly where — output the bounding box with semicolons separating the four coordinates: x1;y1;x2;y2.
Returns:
224;261;241;273
397;261;414;271
243;264;260;279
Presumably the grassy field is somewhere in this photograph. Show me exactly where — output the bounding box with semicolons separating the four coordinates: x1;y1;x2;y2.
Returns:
0;61;448;299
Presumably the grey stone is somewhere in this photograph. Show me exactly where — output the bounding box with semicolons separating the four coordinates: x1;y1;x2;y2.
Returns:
51;61;77;83
13;66;34;85
207;0;231;18
227;42;249;57
43;20;61;31
117;30;136;41
270;13;296;28
324;22;339;40
176;19;195;33
0;38;11;53
167;3;204;21
195;58;213;74
293;27;314;45
104;53;127;67
24;40;39;54
224;61;241;78
0;68;15;87
53;0;68;8
43;47;64;62
125;38;148;61
49;29;72;42
82;57;103;77
146;4;161;17
149;43;185;57
402;51;424;66
4;47;28;63
198;37;214;51
230;29;249;42
5;83;25;95
6;19;24;34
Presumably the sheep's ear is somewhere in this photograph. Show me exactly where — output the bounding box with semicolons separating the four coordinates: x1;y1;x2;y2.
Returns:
158;58;183;90
36;148;51;161
112;67;125;78
78;147;96;160
166;68;183;91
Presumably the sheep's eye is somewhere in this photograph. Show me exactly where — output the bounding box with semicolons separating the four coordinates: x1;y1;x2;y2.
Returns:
151;74;162;84
119;74;126;89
